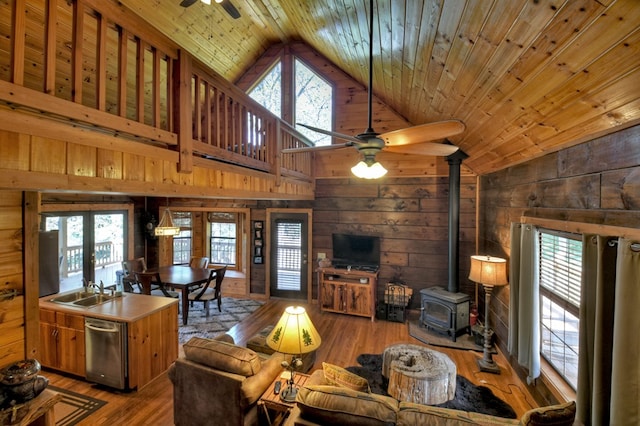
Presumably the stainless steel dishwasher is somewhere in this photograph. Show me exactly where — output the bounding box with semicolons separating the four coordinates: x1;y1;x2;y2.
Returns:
85;317;127;389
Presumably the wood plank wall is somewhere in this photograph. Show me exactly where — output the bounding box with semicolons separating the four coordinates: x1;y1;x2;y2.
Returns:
312;176;477;307
0;192;25;366
0;126;314;200
479;123;640;402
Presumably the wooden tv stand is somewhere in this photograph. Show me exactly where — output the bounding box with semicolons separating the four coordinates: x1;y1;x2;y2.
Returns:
317;267;378;321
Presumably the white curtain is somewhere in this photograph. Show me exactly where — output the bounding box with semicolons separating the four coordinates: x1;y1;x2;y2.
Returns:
508;223;540;384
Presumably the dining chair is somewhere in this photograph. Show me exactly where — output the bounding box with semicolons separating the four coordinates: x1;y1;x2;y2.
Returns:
187;266;227;316
134;271;179;299
189;256;210;269
122;258;148;292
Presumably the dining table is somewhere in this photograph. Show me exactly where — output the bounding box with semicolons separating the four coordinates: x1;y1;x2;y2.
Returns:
152;264;225;325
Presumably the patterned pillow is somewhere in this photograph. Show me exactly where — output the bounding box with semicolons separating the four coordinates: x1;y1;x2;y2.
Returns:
322;362;371;392
520;401;576;426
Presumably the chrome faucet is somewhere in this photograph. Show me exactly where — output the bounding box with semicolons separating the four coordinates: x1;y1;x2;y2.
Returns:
83;279;101;293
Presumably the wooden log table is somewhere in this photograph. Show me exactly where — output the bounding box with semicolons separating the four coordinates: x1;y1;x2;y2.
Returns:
383;343;456;405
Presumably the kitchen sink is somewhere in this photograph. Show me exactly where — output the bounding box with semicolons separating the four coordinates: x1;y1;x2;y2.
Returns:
50;290;116;308
49;291;95;304
72;294;115;307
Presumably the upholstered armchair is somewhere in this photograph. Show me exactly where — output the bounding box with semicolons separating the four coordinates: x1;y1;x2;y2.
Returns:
168;335;290;426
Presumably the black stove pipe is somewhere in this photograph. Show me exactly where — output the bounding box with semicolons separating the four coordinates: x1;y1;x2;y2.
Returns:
446;148;469;294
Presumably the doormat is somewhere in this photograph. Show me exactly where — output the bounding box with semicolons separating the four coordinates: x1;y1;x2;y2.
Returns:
48;385;107;426
408;311;495;354
179;297;264;345
347;354;517;418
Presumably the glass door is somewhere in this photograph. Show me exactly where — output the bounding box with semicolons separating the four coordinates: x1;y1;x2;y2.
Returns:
269;212;309;299
44;211;127;292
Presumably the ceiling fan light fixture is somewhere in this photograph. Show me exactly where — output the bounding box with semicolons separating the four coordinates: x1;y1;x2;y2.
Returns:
351;160;387;179
200;0;212;4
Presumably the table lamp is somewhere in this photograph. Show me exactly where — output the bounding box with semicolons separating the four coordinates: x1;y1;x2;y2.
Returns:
469;255;508;374
266;306;321;402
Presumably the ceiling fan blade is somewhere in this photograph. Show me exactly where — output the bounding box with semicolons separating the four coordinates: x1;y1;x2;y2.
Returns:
297;123;362;144
380;120;466;147
384;142;459;156
220;0;241;19
282;143;354;154
179;0;198;7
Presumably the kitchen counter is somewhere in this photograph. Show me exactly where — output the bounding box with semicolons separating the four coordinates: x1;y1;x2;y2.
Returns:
39;289;178;323
39;289;179;390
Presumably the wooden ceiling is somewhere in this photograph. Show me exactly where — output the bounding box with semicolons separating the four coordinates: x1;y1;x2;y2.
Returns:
120;0;640;175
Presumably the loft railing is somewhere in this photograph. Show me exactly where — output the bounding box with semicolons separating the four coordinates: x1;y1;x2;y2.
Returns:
0;0;313;180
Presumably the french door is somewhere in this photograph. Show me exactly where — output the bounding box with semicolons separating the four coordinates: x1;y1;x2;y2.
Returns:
268;210;311;300
43;211;128;291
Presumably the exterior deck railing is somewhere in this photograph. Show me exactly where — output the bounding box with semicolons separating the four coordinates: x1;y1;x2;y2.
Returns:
64;242;123;275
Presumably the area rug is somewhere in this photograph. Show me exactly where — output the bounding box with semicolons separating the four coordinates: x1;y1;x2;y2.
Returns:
178;297;264;344
407;311;495;354
48;385;107;426
346;354;517;419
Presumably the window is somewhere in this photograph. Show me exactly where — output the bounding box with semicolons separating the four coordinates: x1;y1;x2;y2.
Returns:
247;55;334;146
209;212;237;266
172;212;192;265
248;61;282;118
538;230;582;390
294;59;332;146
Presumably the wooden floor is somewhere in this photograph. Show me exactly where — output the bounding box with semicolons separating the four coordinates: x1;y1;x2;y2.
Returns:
43;299;538;425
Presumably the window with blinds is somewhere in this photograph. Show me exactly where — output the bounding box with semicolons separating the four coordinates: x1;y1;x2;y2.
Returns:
275;221;302;291
209;212;237;266
538;230;581;390
172;212;192;265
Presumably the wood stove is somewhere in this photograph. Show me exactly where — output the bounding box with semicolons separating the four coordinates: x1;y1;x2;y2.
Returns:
417;151;471;342
420;287;470;342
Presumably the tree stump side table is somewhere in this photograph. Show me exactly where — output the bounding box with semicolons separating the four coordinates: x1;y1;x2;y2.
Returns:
383;343;456;405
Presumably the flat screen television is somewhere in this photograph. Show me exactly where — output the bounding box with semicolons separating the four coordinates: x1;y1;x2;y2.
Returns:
332;233;380;267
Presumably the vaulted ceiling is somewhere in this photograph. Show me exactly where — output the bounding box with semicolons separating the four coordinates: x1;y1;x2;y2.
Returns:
122;0;640;175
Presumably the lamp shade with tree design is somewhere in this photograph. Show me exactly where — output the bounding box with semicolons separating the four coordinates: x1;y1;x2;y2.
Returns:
266;306;321;401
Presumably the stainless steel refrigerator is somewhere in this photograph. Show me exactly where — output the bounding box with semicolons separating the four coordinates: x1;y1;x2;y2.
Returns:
39;231;60;297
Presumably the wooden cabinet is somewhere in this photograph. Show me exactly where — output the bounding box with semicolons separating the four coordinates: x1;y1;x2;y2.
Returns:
39;297;178;390
318;268;377;321
127;302;178;390
39;308;86;377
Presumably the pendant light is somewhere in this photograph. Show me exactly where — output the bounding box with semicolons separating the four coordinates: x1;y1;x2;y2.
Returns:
155;200;180;236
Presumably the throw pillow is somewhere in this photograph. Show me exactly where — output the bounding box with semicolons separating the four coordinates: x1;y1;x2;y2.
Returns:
323;362;371;392
183;337;262;376
520;401;576;426
297;385;398;426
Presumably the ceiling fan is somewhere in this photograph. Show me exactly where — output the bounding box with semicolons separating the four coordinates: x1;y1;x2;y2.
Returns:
283;0;465;179
180;0;241;19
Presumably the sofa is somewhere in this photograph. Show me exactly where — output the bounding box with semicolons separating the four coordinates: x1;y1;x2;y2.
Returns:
285;369;577;426
168;334;291;426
